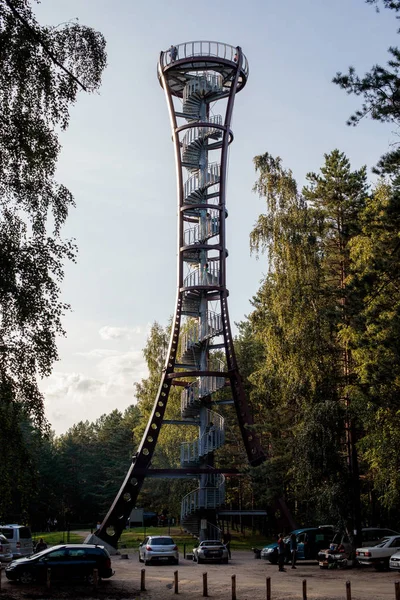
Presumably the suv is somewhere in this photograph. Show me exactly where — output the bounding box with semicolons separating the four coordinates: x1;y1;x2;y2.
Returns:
261;526;335;564
0;525;33;558
5;544;113;584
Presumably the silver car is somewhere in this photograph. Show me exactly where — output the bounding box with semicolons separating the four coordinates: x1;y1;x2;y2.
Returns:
0;534;13;562
193;540;229;564
138;536;179;565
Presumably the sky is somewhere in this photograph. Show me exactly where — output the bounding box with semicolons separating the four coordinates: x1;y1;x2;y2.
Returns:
32;0;398;435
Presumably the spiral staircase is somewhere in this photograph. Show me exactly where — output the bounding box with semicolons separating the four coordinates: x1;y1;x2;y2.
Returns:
91;42;266;553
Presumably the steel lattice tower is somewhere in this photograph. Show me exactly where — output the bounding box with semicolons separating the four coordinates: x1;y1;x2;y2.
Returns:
93;41;265;550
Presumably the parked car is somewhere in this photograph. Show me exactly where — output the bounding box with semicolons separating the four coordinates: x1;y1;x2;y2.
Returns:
356;535;400;570
0;534;13;563
0;525;33;558
138;535;179;565
389;550;400;572
5;544;113;584
192;540;229;564
361;528;400;546
318;528;400;569
261;526;335;564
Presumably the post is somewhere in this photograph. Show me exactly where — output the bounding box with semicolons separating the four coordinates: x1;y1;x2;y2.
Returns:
302;579;307;600
203;572;208;597
183;543;186;559
232;574;236;600
266;576;271;600
93;568;98;589
46;568;51;589
174;570;179;594
346;580;351;600
141;568;146;591
0;566;2;590
395;581;400;600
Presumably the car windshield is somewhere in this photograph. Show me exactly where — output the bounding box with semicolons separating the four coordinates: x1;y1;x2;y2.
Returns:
150;537;174;545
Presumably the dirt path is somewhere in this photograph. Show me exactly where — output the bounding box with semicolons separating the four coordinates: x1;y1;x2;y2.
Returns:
2;550;400;599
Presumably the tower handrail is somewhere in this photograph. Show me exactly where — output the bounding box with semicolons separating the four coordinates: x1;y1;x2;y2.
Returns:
183;208;220;246
183;263;220;289
182;115;223;151
161;41;249;77
181;473;226;521
184;162;220;199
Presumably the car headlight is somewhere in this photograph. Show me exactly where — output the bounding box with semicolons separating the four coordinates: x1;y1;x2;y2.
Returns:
263;548;274;554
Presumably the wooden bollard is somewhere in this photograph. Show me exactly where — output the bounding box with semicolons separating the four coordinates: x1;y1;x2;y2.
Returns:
396;581;400;600
202;572;208;597
266;576;271;600
302;578;307;600
174;570;178;594
46;567;51;589
232;574;236;600
141;568;146;591
93;568;98;589
0;566;2;591
346;580;351;600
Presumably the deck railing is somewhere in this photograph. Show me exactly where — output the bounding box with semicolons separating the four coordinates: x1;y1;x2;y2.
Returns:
161;41;249;77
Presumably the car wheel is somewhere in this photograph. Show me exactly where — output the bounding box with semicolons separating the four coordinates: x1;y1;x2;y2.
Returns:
20;570;34;584
144;558;151;566
138;553;143;563
86;573;99;585
193;555;197;562
222;558;229;564
172;558;179;565
197;557;203;564
269;557;278;565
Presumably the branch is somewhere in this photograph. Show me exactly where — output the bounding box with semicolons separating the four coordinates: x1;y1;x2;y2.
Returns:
4;0;87;91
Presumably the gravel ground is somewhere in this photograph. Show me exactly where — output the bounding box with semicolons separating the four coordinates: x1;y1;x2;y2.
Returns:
2;550;400;600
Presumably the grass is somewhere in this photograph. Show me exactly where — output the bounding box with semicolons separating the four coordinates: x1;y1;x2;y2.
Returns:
33;527;273;553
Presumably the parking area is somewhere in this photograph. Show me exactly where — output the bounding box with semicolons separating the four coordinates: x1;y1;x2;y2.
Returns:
2;550;400;599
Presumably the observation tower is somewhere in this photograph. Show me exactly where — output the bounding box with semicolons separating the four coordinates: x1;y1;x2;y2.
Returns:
93;41;266;550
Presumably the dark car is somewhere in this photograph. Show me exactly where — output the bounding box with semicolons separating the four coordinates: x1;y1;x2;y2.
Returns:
5;544;113;584
261;526;335;564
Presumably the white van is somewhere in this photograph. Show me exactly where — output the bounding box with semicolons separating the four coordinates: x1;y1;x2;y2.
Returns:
0;525;33;558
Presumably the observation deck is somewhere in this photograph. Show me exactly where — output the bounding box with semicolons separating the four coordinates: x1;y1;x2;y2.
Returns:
158;41;249;97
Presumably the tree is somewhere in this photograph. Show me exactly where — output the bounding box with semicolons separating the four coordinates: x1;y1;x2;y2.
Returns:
0;0;106;518
248;151;369;531
334;0;400;175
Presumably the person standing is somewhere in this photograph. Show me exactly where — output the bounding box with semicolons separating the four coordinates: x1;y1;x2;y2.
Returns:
169;45;178;62
290;532;297;569
223;530;232;559
277;533;286;572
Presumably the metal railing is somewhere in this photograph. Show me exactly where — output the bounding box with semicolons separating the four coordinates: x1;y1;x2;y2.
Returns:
181;382;200;415
181;439;200;465
182;115;223;153
180;320;200;356
183;75;223;104
161;41;249;77
199;409;225;456
181;473;225;521
183;210;220;246
184;162;220;200
183;262;220;288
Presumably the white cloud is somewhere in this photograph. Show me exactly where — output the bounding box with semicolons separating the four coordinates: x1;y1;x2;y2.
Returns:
41;323;150;435
98;325;144;341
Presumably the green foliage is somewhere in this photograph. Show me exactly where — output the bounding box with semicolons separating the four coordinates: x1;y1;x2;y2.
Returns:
334;2;400;175
0;0;106;520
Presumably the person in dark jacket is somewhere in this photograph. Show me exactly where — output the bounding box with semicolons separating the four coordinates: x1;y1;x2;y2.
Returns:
35;538;47;553
277;533;286;572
